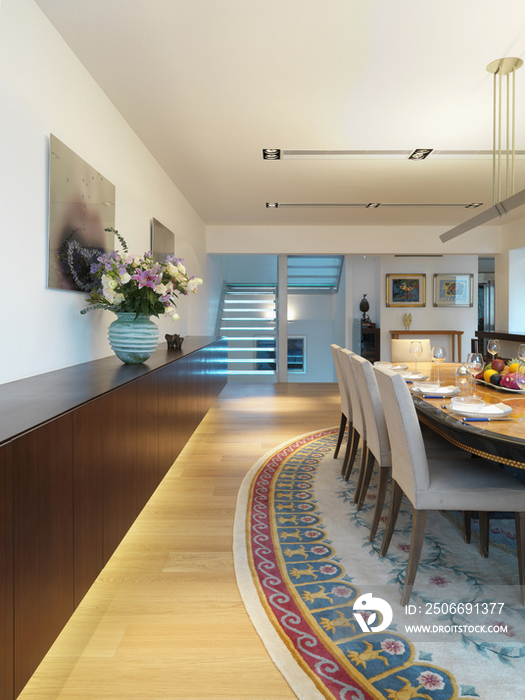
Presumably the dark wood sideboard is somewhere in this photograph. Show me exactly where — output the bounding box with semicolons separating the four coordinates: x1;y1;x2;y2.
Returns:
0;337;227;699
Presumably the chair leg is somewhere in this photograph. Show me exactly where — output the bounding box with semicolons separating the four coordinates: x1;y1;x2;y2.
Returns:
334;413;347;459
369;467;390;542
357;450;376;510
401;508;428;607
342;428;359;480
479;512;489;558
515;512;525;605
380;480;403;557
353;444;370;505
462;511;472;543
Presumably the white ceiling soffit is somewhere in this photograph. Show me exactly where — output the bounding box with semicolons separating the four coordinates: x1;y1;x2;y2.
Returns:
33;0;525;229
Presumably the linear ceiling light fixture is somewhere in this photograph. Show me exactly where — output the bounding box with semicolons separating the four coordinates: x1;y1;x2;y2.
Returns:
441;56;524;243
262;149;281;160
263;148;525;160
266;202;483;209
408;148;433;160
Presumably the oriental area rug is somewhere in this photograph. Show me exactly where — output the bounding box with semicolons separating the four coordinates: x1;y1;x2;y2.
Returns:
233;428;525;700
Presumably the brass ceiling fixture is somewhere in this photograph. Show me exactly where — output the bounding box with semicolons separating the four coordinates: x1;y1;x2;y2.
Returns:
441;57;524;243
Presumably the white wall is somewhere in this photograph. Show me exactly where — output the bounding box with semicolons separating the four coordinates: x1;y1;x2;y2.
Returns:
379;255;478;362
287;293;334;382
0;0;220;384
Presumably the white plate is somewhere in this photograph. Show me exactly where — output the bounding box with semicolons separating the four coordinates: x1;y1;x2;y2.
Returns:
398;372;428;382
412;385;460;396
447;402;513;418
373;362;408;371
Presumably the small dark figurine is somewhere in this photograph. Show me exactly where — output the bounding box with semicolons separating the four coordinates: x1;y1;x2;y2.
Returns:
165;333;184;350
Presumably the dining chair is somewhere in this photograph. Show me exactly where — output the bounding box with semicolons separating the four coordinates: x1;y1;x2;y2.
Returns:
373;364;525;606
337;348;369;483
350;354;472;541
390;338;431;363
330;344;352;461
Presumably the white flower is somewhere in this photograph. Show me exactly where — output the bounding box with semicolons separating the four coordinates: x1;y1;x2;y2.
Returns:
113;293;125;305
102;274;118;290
187;277;203;292
155;283;168;296
166;262;178;277
132;256;141;268
177;262;186;274
103;287;115;303
120;272;131;284
166;307;180;320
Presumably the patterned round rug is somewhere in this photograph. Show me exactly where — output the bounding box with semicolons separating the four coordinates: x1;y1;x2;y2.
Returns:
233;428;525;700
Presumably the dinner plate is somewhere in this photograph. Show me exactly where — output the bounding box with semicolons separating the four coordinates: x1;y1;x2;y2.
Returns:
475;378;525;394
373;362;408;371
398;372;428;382
411;385;460;396
447;402;513;417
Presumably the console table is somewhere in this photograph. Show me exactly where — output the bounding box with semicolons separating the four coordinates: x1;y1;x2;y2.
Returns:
0;337;227;699
389;329;464;363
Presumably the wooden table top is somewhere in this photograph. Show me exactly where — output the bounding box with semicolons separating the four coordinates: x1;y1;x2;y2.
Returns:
403;362;525;467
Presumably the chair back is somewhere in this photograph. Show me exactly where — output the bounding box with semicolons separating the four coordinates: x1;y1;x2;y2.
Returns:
373;365;430;502
338;348;365;439
330;344;351;419
350;354;391;467
390;338;431;363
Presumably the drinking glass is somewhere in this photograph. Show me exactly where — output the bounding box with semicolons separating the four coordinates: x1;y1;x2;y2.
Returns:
516;361;525;392
465;352;484;396
431;346;446;384
409;341;423;375
487;339;500;362
519;344;525;362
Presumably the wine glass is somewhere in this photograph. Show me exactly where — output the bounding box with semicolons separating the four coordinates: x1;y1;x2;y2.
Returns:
487;339;500;362
431;346;446;384
518;344;525;362
516;361;525;392
409;341;423;375
465;352;484;396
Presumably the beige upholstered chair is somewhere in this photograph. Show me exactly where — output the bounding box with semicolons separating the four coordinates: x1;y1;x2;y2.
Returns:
350;354;471;541
390;338;431;363
330;344;352;460
337;348;368;482
373;364;525;606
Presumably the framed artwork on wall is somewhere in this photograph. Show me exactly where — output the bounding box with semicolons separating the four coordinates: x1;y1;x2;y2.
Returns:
151;218;175;263
386;274;426;307
48;134;115;292
433;273;473;307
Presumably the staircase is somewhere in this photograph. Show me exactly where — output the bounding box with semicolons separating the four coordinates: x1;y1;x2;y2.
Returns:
217;284;278;379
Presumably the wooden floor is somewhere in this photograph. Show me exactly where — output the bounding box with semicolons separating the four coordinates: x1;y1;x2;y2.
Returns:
19;382;340;700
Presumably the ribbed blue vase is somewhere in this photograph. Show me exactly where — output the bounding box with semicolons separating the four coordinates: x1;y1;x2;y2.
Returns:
108;312;159;364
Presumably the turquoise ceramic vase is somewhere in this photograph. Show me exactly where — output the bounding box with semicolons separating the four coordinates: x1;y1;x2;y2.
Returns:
108;312;159;364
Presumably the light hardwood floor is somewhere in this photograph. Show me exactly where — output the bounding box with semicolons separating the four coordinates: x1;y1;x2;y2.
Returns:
19;382;340;700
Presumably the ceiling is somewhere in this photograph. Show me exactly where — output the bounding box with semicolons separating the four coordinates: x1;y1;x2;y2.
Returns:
34;0;525;229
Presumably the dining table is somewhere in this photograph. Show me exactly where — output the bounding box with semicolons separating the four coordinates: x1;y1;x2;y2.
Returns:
404;362;525;473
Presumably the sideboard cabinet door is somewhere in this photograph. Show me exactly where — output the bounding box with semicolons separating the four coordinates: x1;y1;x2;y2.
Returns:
0;442;13;700
14;415;74;696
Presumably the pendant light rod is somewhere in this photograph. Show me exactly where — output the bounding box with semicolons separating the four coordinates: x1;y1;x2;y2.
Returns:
487;57;523;206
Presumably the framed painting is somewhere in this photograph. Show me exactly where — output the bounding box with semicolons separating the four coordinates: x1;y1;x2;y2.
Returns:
151;218;175;264
48;134;115;292
433;273;473;307
386;274;426;307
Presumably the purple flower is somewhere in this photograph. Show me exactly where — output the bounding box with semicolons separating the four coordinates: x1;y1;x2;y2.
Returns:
131;269;160;290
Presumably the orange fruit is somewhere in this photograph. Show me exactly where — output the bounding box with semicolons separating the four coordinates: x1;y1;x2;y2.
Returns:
484;368;498;383
508;362;520;373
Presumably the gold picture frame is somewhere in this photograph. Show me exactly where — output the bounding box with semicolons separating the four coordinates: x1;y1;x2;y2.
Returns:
386;274;426;307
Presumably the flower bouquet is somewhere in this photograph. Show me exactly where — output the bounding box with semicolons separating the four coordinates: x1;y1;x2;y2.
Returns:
80;228;203;364
80;228;203;320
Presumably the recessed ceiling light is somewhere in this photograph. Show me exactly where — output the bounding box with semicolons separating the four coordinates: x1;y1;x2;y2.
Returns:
266;202;279;208
366;203;381;208
408;148;433;160
262;149;281;160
